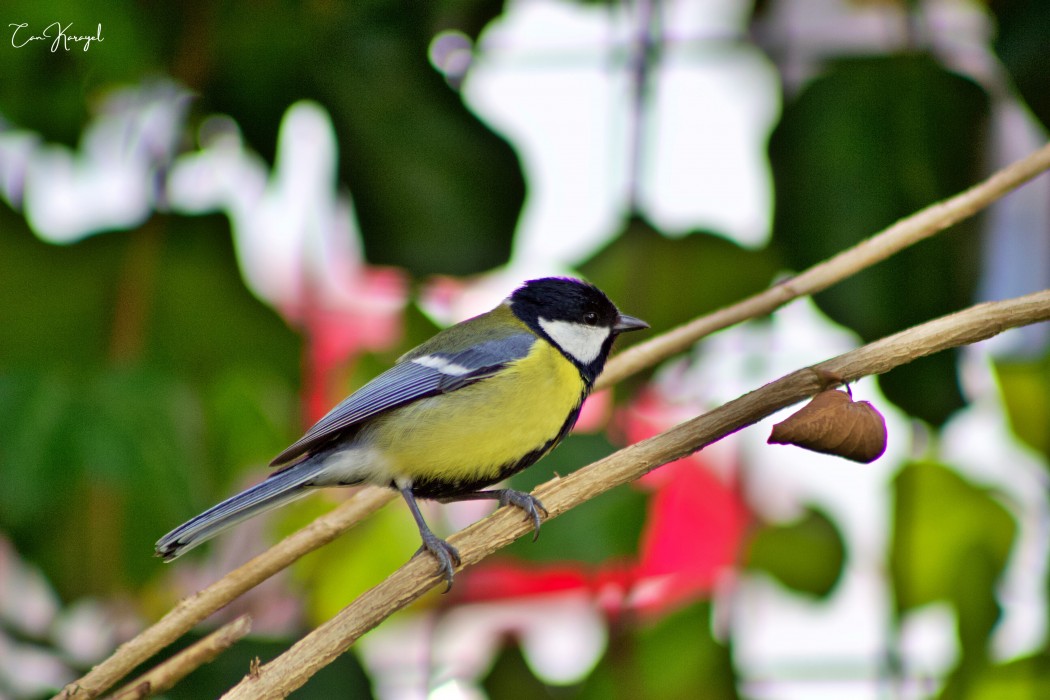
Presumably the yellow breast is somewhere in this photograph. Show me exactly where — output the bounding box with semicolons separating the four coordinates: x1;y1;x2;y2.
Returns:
366;339;586;486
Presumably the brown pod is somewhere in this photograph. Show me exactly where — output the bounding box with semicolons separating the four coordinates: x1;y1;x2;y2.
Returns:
768;389;887;463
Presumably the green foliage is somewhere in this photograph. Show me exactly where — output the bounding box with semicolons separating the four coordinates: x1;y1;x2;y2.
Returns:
581;217;781;342
891;461;1017;698
0;211;300;598
504;433;650;564
154;631;374;699
281;496;427;624
574;603;738;700
770;54;989;425
2;1;1048;697
745;506;846;599
197;3;524;277
994;359;1050;461
483;643;561;698
965;653;1050;700
0;3;161;144
2;1;522;277
0;211;123;368
891;461;1015;613
991;0;1050;131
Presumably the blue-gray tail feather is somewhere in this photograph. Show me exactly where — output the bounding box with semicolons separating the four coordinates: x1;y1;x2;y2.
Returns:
155;461;329;561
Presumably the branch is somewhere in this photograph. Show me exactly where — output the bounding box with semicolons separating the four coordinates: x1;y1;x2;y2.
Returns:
597;141;1050;389
106;616;252;700
58;140;1050;699
221;289;1050;699
55;488;395;699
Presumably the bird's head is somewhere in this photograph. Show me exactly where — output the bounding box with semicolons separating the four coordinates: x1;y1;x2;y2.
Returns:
508;277;648;382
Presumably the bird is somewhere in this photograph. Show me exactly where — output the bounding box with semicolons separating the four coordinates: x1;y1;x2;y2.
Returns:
156;277;647;589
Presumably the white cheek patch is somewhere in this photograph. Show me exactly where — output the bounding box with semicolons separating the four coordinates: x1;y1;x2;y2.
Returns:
413;355;472;376
538;318;610;364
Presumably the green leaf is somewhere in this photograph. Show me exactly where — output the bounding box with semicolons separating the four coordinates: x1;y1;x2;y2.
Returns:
0;367;207;596
890;461;1016;613
0;213;122;369
964;653;1050;700
201;3;524;276
991;0;1050;130
483;643;561;699
893;462;1018;699
0;372;82;530
0;212;303;597
631;603;738;700
993;358;1050;462
770;55;989;425
576;602;739;700
745;506;845;599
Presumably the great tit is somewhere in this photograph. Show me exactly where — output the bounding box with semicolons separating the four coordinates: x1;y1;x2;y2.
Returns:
156;277;647;588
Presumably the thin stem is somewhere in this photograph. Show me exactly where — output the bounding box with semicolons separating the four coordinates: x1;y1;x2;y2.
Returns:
220;289;1050;700
55;488;395;700
106;616;252;700
597;141;1050;390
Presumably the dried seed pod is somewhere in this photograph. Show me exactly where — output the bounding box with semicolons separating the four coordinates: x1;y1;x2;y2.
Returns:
768;389;887;463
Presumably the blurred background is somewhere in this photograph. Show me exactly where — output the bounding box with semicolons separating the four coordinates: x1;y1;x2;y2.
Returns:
1;0;1049;698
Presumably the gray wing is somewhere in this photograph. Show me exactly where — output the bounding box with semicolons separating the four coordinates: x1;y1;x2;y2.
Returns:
269;333;536;467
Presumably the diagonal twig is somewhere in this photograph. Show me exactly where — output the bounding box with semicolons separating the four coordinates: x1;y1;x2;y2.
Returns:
221;289;1050;699
597;141;1050;389
56;488;394;699
106;616;253;700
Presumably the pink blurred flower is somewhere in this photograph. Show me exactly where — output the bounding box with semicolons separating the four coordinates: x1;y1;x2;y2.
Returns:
296;266;407;423
631;458;748;615
454;384;750;618
575;389;613;432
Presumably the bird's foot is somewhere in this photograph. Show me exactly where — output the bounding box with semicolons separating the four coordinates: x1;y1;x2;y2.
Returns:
416;530;461;593
497;489;548;542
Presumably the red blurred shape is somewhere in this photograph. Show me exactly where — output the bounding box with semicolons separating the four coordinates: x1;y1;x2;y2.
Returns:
297;266;407;424
458;385;750;618
632;457;748;615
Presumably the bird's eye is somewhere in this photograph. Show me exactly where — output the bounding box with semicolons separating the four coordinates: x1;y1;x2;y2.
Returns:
583;311;599;326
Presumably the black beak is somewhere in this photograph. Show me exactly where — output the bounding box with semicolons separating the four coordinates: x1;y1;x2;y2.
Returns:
614;314;649;333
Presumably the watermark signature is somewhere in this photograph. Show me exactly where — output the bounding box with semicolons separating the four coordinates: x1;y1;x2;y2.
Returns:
9;22;104;52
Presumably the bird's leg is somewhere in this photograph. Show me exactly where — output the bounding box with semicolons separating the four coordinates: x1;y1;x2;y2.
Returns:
399;485;460;592
439;489;548;542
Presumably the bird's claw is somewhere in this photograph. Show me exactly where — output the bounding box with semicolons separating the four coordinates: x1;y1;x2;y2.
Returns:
499;490;548;542
417;531;461;593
